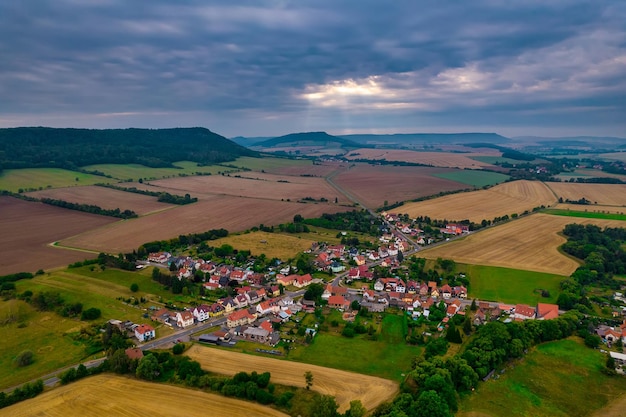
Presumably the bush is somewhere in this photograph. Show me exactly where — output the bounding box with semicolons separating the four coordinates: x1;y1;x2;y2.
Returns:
14;350;34;367
172;343;185;355
130;283;139;292
81;307;101;321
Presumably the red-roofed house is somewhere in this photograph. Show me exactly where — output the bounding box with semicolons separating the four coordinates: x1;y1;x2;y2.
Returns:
293;274;313;288
135;324;155;342
514;304;536;320
227;309;257;328
328;295;350;310
536;303;559;320
276;274;296;286
260;320;273;333
176;311;194;328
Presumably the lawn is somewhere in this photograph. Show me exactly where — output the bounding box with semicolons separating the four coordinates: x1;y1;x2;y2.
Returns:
458;338;626;417
432;170;510;188
463;264;564;305
288;313;420;381
0;168;113;192
544;208;626;221
81;161;223;181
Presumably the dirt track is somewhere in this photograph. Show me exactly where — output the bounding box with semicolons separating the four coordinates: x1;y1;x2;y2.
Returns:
186;344;399;413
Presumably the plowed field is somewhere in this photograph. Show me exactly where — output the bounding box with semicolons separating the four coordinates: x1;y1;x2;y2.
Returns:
3;374;289;417
420;213;626;275
345;148;495;169
401;180;557;222
186;345;398;413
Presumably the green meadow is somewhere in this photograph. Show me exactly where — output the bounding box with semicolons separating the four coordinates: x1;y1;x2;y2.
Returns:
545;208;626;221
470;155;535;165
0;168;113;192
459;338;626;417
463;264;564;305
432;170;510;188
81;161;224;181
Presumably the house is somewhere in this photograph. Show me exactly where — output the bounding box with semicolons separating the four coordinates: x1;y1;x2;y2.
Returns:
346;268;360;282
234;294;249;309
135;324;155;342
276;274;296;286
514;304;536;320
354;255;366;266
176;311;195;328
374;279;385;292
293;274;313;288
125;348;144;360
269;285;281;297
203;282;220;291
227;309;257;328
322;284;348;300
330;262;345;273
440;284;452;299
147;252;171;263
301;299;316;312
257;300;280;316
259;320;274;333
221;298;236;314
208;303;225;317
246;290;262;305
328;295;350;310
151;308;172;323
230;270;247;282
536;303;559;320
452;286;467;298
193;305;211;322
368;251;380;261
243;327;270;343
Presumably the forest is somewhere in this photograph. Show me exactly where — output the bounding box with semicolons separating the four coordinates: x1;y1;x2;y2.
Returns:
0;127;257;170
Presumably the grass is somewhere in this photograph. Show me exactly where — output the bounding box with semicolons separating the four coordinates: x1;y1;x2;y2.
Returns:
458;338;626;417
432;170;510;188
0;168;114;192
470;156;535;165
209;231;317;259
463;264;564;305
287;313;420;381
81;161;223;181
545;208;626;221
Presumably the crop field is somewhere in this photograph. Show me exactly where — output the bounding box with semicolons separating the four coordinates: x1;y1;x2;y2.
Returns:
421;213;626;275
332;164;469;208
463;264;563;305
400;180;557;223
270;161;344;177
469;155;532;165
81;161;224;181
209;231;317;259
0;168;113;192
4;374;290;417
60;196;351;254
546;182;626;206
186;345;399;413
0;197;116;275
545;208;626;221
227;156;314;173
344;148;496;169
597;152;626;162
554;203;626;214
432;170;510;187
146;172;351;204
458;339;626;417
25;186;174;215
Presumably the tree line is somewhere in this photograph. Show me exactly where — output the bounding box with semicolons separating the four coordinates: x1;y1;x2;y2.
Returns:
40;198;138;219
97;184;198;205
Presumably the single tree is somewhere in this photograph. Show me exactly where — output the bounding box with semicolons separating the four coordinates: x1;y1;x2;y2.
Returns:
130;283;139;292
345;399;367;417
14;350;34;367
136;354;161;381
304;370;314;390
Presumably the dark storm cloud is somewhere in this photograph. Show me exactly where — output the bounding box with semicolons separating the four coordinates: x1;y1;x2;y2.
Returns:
0;0;624;136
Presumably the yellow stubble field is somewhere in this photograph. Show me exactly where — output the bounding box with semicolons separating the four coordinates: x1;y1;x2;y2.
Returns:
3;374;289;417
545;182;626;206
186;345;399;413
401;180;557;223
420;213;626;275
344;148;495;169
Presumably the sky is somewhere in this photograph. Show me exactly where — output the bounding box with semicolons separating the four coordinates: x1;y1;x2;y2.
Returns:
1;1;625;138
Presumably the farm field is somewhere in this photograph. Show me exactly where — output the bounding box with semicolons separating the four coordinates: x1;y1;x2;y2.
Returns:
401;180;557;223
3;374;290;417
420;213;626;275
344;148;496;169
463;264;563;305
470;155;532;165
146;172;350;204
553;203;626;214
270;161;344;177
209;231;316;260
332;164;469;209
545;208;626;221
546;182;626;206
0;299;97;389
186;345;399;413
0;197;116;275
82;160;224;181
458;339;626;417
228;156;313;173
25;186;174;215
597;152;626;162
59;196;351;254
432;170;510;187
0;168;112;192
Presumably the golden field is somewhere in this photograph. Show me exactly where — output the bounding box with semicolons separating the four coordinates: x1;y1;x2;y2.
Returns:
401;180;557;223
3;374;289;417
344;148;495;169
545;182;626;206
186;345;399;413
420;213;626;275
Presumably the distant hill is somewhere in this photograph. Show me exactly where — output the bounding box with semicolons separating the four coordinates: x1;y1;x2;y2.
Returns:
339;132;510;145
230;136;272;147
0;127;257;170
255;131;362;148
512;136;626;150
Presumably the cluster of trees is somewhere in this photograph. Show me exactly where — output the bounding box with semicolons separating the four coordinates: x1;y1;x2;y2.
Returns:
139;228;228;254
21;290;101;321
303;210;382;236
97;184;198;205
0;380;44;409
40;198;137;219
0;127;257;170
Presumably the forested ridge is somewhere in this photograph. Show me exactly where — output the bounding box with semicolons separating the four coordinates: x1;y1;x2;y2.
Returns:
0;127;257;171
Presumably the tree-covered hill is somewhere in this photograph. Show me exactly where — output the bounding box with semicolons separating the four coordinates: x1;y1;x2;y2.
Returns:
0;127;258;170
255;131;362;148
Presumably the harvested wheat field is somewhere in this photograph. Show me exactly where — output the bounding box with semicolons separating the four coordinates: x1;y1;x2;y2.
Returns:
186;345;398;413
333;164;468;208
210;231;316;259
546;182;626;206
345;148;495;169
420;213;626;275
0;197;116;275
401;180;557;222
3;374;288;417
26;185;174;215
144;173;350;204
60;196;351;253
270;161;344;177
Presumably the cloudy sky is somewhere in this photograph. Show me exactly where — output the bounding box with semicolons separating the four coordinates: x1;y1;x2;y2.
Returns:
1;1;625;138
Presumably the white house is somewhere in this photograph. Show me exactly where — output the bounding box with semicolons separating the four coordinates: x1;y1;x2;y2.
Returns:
135;324;155;342
176;311;195;328
193;305;211;322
